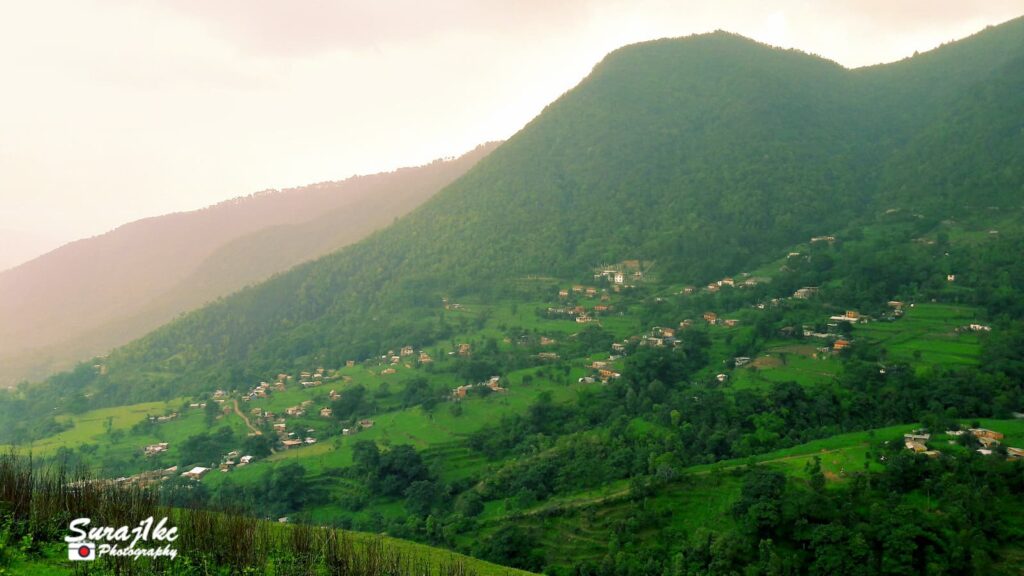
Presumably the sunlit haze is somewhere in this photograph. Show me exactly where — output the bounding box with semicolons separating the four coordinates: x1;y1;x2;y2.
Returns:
1;0;1021;268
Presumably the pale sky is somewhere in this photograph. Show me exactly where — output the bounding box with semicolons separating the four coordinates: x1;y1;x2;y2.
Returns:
1;0;1022;268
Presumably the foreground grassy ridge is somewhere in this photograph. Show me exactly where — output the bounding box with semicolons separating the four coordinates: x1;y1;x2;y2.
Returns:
0;453;532;576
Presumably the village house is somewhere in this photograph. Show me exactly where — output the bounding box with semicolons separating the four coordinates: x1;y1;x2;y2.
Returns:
281;439;303;450
905;432;931;443
810;235;835;243
558;289;569;297
320;407;333;418
1007;447;1024;460
572;285;584;293
947;274;956;282
273;422;286;432
706;283;719;293
329;390;340;401
614;272;625;284
716;374;728;383
381;368;397;375
540;336;556;346
905;440;928;452
970;428;1004;440
346;360;356;368
400;346;414;357
793;287;819;299
611;342;626;353
720;277;735;287
304;437;317;444
576;314;593;324
359;419;375;429
578;376;596;384
679;319;693;329
598;369;621;382
213;390;226;400
458;343;471;356
144;443;168;457
537;352;560;361
483;376;507;393
723;319;739;327
977;436;1000;449
285;406;305;417
734;357;751;367
181;466;210;480
833;339;851;351
239;455;254;465
585;287;597;296
419;352;433;363
683;286;695;295
703;312;718;324
968;324;992;332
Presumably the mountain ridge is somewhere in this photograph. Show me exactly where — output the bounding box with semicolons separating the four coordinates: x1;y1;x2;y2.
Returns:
0;143;497;386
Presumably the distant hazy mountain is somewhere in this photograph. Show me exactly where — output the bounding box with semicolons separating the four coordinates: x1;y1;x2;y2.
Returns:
0;143;497;386
0;228;65;272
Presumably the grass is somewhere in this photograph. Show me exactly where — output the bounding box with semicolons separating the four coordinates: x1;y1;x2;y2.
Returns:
0;399;181;456
856;303;984;367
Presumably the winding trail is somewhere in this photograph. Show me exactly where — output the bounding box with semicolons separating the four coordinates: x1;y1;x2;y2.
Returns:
232;399;262;435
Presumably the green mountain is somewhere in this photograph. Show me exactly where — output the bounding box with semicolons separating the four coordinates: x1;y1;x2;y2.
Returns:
58;18;1021;404
4;18;1024;574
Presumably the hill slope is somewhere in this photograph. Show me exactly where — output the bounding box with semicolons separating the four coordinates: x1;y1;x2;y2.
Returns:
4;17;1022;416
0;143;496;386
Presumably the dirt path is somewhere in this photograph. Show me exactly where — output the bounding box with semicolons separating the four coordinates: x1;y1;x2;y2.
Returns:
232;399;262;435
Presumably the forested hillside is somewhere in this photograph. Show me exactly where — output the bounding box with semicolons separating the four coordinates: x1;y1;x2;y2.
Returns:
41;18;1020;406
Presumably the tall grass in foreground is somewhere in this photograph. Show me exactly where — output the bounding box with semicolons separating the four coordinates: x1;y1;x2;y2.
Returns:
0;452;485;575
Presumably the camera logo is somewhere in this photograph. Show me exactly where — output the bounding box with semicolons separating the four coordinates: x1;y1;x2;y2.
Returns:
69;542;96;561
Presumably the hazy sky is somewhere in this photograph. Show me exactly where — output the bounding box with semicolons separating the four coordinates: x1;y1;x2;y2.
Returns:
1;0;1022;267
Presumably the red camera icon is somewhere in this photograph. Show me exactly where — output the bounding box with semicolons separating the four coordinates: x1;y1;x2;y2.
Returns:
68;542;96;561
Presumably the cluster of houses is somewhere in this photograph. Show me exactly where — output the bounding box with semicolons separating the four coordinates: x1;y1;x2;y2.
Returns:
378;346;433;370
704;275;761;294
144;442;168;457
342;419;375;437
451;376;507;400
148;412;179;424
216;450;256;473
584;360;621;383
593;260;646;287
904;427;1023;459
102;465;179;488
545;303;612;324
